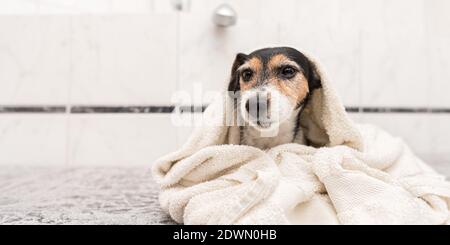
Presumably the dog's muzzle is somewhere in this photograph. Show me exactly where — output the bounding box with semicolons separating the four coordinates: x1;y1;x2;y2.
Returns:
244;92;271;127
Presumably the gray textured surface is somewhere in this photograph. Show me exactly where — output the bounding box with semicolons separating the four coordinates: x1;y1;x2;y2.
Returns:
0;161;448;225
0;167;176;225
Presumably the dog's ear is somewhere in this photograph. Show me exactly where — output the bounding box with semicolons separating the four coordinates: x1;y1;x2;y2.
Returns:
306;58;322;91
228;53;248;92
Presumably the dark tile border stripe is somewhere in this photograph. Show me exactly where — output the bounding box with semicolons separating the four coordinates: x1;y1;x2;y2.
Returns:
0;106;66;113
0;105;449;114
350;107;430;113
430;108;450;114
345;107;360;113
70;106;175;114
70;105;209;114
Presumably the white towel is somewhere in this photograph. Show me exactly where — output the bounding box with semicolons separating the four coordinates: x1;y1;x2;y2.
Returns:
152;55;450;225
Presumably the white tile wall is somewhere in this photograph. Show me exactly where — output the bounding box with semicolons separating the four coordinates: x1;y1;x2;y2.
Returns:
424;0;450;39
0;0;39;14
425;0;450;108
0;0;153;15
0;115;67;165
279;0;361;107
0;113;181;166
360;113;431;158
428;36;450;108
358;0;429;107
68;114;177;166
70;15;177;105
0;16;71;105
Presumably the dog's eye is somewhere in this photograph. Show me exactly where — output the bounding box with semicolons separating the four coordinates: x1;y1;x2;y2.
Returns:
280;66;297;79
241;69;253;82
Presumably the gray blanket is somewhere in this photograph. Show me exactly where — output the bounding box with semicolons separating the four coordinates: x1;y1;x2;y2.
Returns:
0;167;175;225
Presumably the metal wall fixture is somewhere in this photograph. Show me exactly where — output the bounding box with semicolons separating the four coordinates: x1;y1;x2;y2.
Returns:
171;0;191;12
213;3;237;27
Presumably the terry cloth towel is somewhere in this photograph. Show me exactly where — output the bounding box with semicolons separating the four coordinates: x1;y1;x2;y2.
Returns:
152;55;450;225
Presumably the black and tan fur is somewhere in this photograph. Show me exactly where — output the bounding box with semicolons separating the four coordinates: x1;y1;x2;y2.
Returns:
228;47;322;149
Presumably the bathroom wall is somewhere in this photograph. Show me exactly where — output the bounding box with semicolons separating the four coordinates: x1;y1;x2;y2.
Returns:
0;0;449;172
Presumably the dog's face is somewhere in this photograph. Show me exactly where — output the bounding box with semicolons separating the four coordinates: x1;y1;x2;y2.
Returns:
228;47;321;129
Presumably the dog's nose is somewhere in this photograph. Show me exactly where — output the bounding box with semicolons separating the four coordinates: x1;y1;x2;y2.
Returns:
245;93;270;119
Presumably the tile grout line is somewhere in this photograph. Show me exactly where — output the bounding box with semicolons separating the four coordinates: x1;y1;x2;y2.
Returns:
174;9;181;147
65;15;74;167
1;105;450;114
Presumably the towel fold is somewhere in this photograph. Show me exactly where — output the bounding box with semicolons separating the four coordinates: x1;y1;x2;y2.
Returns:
152;54;450;225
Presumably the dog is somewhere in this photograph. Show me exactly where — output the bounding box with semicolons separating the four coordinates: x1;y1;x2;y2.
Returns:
227;47;322;149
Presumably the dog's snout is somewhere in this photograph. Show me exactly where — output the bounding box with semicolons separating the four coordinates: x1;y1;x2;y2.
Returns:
245;93;271;119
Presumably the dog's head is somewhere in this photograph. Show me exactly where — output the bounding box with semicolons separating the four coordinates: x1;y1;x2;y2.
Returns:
228;47;322;129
